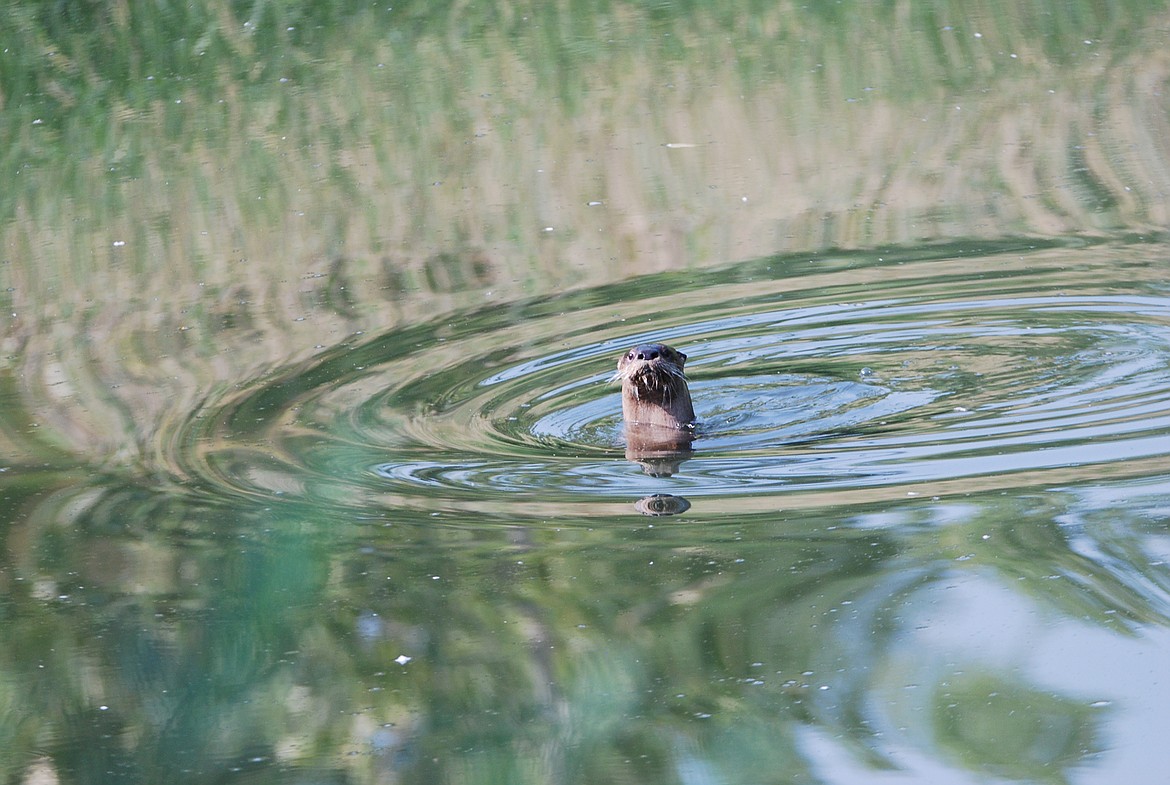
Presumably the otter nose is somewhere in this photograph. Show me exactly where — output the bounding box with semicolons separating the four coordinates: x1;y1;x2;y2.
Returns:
631;344;662;361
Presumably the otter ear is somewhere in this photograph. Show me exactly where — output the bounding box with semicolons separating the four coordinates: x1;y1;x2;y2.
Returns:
679;352;687;363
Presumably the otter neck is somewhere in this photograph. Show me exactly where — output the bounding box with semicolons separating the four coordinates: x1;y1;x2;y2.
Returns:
622;381;694;429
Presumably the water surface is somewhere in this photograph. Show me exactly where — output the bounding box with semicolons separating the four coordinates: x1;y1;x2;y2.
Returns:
3;1;1170;783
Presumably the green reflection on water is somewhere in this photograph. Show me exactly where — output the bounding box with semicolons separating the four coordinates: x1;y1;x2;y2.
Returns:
3;0;1170;467
1;469;1161;782
935;672;1100;779
3;0;1170;782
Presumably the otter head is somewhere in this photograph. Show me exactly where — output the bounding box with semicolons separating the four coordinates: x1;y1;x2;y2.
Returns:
614;340;695;433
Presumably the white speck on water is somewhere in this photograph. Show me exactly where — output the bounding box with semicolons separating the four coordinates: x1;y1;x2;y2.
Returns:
394;655;412;665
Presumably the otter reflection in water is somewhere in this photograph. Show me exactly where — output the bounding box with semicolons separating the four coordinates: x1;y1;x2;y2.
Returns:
613;342;696;477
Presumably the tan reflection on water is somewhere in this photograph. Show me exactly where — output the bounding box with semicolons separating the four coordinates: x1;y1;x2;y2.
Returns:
2;3;1169;465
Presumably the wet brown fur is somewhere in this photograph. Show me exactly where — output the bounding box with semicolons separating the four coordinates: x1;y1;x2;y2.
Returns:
613;343;695;434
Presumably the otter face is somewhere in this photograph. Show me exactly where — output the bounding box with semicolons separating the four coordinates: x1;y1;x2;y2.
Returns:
613;342;694;425
615;343;688;389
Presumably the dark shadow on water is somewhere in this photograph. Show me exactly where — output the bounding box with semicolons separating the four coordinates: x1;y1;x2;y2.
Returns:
624;421;695;478
633;493;691;516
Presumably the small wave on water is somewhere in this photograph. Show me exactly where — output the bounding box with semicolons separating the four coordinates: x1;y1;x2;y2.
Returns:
184;238;1170;516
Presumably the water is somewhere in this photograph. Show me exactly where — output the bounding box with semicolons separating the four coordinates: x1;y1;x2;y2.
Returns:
13;238;1170;784
4;0;1170;783
192;240;1170;514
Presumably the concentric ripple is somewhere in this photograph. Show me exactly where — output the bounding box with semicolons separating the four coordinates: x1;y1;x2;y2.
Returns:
186;241;1170;515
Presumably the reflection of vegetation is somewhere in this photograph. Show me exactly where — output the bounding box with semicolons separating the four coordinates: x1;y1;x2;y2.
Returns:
3;0;1170;464
0;482;332;781
934;672;1101;783
1;473;1161;783
2;1;1170;783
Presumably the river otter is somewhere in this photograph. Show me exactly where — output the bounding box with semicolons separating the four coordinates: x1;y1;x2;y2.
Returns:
613;343;695;472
